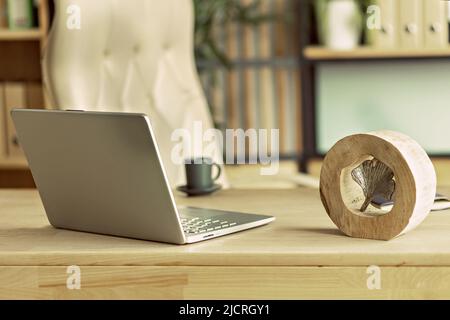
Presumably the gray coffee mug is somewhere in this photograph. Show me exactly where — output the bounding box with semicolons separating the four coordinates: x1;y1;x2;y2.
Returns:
185;157;221;190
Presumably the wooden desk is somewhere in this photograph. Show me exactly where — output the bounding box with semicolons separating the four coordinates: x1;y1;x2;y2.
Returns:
2;188;450;299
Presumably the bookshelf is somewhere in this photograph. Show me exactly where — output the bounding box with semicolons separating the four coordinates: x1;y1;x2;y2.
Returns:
0;0;50;186
298;1;450;173
198;0;301;160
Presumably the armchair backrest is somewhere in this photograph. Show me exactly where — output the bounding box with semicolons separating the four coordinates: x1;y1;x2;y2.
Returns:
42;0;226;187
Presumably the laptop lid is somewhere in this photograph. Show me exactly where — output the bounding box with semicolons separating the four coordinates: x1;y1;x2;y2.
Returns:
12;109;186;244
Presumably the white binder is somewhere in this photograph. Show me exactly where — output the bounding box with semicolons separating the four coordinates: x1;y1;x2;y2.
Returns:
367;0;398;48
424;0;448;48
399;0;424;48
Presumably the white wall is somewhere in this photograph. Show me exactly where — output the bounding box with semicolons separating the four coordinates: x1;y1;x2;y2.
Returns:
316;60;450;154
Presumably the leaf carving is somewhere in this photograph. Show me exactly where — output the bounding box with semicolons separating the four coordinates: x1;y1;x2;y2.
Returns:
351;159;395;212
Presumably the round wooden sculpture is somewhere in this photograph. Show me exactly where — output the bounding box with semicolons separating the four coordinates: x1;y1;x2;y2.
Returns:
319;131;436;240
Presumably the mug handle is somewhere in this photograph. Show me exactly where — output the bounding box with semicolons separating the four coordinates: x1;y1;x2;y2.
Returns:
212;163;222;181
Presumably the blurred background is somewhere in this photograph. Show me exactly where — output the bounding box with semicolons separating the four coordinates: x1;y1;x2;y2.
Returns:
0;0;449;188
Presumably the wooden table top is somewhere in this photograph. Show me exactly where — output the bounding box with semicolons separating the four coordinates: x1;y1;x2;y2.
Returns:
2;188;450;267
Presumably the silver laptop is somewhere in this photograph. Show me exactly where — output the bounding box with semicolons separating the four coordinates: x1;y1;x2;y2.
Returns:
12;109;274;244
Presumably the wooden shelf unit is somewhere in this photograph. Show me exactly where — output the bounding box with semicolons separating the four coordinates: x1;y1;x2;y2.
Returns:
303;46;450;61
297;1;450;173
0;0;49;186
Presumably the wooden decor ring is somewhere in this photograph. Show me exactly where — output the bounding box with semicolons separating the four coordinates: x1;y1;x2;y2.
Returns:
319;130;436;240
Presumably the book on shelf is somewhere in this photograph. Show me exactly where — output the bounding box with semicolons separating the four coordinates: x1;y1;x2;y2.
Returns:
4;82;26;159
399;0;424;48
259;0;277;155
367;0;449;49
424;0;449;48
367;0;398;48
278;0;299;156
241;0;257;132
6;0;34;29
226;19;240;133
209;69;226;131
290;68;301;156
210;16;226;131
0;0;7;28
274;0;290;154
0;83;7;157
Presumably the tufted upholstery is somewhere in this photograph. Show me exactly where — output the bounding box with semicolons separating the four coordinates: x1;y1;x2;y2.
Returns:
42;0;227;188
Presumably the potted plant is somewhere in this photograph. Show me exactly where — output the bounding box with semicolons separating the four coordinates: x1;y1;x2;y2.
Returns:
314;0;372;50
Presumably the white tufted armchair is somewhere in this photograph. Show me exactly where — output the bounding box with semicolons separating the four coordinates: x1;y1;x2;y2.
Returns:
42;0;227;188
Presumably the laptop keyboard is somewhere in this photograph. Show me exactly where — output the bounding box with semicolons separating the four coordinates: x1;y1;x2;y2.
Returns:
181;217;238;235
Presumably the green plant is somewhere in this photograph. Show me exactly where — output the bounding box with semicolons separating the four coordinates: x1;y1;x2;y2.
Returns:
193;0;279;68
